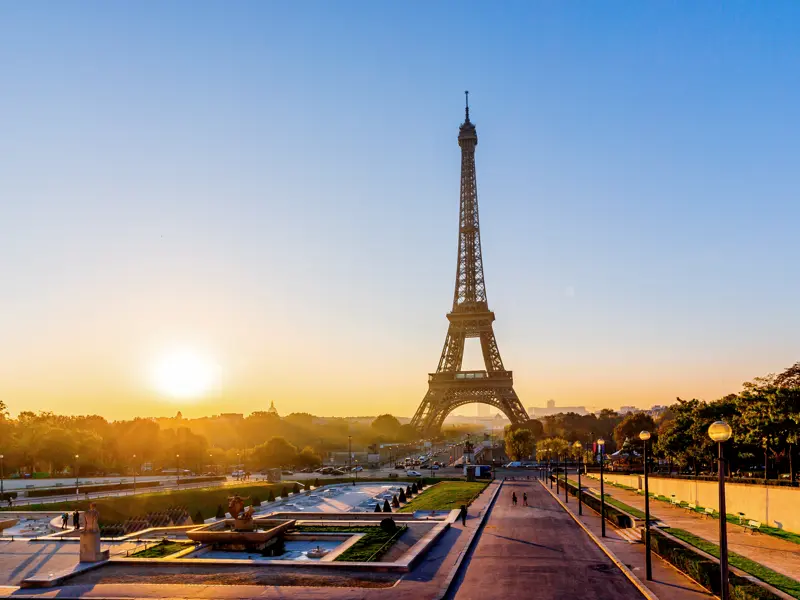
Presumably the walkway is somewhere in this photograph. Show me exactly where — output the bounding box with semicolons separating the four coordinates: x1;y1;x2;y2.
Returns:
449;480;644;600
544;479;712;600
580;476;800;582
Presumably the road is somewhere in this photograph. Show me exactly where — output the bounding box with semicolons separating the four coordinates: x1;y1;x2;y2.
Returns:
450;479;644;600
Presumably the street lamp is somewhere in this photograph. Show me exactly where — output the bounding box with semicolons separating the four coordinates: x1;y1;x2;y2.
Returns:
0;454;4;501
348;436;353;484
132;454;137;495
639;430;652;580
574;442;583;515
74;454;80;501
709;421;733;600
563;451;568;504
176;454;180;487
597;438;606;537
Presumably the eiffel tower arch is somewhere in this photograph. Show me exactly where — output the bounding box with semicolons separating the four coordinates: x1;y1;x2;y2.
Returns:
411;93;529;436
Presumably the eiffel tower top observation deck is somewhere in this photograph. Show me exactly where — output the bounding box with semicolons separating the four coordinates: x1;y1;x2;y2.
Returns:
410;93;529;434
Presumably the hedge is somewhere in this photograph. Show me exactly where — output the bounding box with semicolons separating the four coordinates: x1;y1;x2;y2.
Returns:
649;529;784;599
26;480;162;498
552;475;635;528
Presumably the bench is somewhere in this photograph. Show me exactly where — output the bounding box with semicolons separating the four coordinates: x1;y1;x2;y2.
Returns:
685;503;698;513
703;507;715;518
670;496;681;507
744;520;762;534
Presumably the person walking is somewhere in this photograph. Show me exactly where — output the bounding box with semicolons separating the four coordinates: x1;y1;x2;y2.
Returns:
459;504;467;526
511;492;517;506
61;513;68;529
72;510;80;530
523;492;529;507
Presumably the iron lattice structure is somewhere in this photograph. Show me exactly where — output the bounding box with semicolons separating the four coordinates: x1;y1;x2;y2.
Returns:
411;94;529;435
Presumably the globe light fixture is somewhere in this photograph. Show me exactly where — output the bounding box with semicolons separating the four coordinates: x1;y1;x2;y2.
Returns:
639;430;651;441
708;421;733;443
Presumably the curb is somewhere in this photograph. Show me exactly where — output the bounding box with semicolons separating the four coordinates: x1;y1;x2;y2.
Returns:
435;479;504;600
539;480;658;600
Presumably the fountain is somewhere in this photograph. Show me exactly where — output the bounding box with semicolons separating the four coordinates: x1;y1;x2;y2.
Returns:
306;545;330;559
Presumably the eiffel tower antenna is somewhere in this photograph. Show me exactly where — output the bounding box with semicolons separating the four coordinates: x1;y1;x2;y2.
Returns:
410;96;529;435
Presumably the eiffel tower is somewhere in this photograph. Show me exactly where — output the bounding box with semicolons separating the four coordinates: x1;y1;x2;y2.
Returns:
411;93;529;435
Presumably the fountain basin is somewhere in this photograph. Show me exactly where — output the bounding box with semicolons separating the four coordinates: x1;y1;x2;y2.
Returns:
187;518;296;547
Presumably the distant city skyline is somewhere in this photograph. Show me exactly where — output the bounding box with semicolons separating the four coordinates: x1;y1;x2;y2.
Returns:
2;3;800;420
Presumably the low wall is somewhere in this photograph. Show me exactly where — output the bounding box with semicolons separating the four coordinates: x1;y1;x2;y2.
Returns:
598;473;800;533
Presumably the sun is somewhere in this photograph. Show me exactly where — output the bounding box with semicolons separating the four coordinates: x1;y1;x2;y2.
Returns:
150;348;221;400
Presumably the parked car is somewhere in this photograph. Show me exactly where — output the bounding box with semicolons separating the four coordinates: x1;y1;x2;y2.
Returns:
332;468;347;475
395;463;405;469
281;470;294;475
406;470;422;477
351;466;363;472
432;464;440;470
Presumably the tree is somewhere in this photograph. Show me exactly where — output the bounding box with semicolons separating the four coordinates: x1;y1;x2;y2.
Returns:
613;413;656;449
371;414;401;437
383;499;392;512
253;437;298;468
504;427;535;461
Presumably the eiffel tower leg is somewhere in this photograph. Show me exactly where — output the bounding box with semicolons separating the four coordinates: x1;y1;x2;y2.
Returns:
411;387;442;433
496;386;528;425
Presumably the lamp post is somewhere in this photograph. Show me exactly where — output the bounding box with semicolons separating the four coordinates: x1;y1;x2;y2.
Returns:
74;454;80;501
563;451;568;504
0;454;4;500
348;436;353;482
709;421;733;600
598;438;606;537
132;454;137;495
176;454;180;487
640;430;652;580
574;442;583;515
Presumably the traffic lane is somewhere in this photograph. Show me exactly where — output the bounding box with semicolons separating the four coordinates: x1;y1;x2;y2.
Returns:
452;480;644;600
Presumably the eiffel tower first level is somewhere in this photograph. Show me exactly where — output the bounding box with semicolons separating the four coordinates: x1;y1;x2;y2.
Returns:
411;93;530;435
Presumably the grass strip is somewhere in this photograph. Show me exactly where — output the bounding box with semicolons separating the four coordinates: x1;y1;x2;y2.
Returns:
560;476;646;520
397;481;487;513
335;525;407;562
664;527;800;598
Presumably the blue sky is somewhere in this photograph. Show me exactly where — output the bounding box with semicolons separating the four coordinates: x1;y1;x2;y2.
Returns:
1;2;799;418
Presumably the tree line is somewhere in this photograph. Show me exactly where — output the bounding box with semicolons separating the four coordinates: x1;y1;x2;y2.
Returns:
502;363;799;482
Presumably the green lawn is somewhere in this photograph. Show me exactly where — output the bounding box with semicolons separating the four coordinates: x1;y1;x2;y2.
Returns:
11;482;293;525
332;525;407;562
397;481;488;513
665;527;800;598
130;541;190;558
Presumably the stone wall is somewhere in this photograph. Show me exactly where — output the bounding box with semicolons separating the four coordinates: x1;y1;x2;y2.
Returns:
598;472;800;533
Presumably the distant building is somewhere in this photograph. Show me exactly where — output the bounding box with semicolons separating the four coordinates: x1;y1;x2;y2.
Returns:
476;403;490;417
647;405;668;418
528;399;587;417
267;401;279;417
619;406;641;414
219;413;244;420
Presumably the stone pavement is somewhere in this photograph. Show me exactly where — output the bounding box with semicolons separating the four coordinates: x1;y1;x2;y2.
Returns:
545;479;712;599
0;539;139;586
579;476;800;582
0;480;501;599
449;479;645;600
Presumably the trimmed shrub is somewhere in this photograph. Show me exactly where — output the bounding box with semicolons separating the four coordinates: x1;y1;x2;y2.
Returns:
374;503;382;512
399;489;407;503
383;499;392;512
314;478;320;487
392;495;400;508
252;496;261;507
293;483;300;494
411;483;418;494
268;490;275;502
406;485;412;496
380;517;397;533
215;504;225;519
193;510;204;524
281;487;288;498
